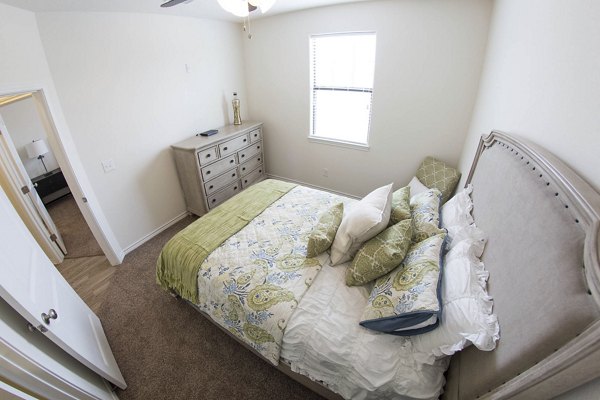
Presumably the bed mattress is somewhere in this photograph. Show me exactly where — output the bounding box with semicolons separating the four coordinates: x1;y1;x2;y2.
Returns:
195;184;447;399
281;261;448;400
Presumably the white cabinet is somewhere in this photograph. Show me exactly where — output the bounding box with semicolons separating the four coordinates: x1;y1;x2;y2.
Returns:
171;122;266;216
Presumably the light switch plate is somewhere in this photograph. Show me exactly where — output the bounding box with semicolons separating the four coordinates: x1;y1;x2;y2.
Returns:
101;159;116;173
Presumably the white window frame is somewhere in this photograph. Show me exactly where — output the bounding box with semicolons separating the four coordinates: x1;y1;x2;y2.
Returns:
308;31;376;151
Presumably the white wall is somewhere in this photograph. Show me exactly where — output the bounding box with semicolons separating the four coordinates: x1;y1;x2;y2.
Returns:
0;4;53;86
0;97;60;178
0;2;122;264
35;12;247;249
244;0;492;196
458;0;600;194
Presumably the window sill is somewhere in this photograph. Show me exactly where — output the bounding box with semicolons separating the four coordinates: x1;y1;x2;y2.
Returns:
307;136;370;151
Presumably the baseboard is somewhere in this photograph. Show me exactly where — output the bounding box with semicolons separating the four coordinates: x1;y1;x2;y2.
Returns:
266;174;360;199
122;211;189;256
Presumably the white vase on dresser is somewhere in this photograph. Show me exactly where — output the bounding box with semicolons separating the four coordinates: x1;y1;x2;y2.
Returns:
171;121;265;216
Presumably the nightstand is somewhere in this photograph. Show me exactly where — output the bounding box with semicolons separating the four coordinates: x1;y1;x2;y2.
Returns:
32;168;71;205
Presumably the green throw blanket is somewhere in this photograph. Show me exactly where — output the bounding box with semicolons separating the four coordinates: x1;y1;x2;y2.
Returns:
156;179;296;303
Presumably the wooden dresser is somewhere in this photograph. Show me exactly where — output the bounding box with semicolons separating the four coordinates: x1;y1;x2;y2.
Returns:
171;122;265;216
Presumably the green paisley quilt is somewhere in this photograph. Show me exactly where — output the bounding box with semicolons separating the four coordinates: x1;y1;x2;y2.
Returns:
157;179;296;303
195;185;349;365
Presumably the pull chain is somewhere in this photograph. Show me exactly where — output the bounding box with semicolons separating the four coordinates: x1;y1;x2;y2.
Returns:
244;13;252;39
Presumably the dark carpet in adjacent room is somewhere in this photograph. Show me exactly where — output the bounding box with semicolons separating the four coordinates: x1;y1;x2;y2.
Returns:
46;194;104;258
97;216;325;400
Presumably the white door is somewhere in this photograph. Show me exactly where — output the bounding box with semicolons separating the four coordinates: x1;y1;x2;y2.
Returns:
0;185;126;389
0;114;67;261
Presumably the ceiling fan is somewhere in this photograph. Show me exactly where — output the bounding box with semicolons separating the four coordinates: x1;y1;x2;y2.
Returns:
161;0;276;17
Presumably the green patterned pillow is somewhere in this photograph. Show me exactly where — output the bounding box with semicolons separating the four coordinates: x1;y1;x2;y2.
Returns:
390;186;411;225
346;219;412;286
411;189;446;243
415;156;461;203
306;203;344;257
360;233;446;335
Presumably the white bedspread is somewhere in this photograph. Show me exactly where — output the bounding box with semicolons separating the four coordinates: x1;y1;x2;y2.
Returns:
281;261;449;400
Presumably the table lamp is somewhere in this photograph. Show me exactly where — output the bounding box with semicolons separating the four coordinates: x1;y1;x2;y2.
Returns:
25;139;50;174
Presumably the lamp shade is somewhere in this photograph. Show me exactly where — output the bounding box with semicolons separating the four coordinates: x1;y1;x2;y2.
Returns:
217;0;249;17
25;139;49;159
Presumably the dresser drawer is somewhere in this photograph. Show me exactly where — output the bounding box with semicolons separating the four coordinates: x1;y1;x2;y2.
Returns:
219;134;250;157
204;168;239;195
241;166;264;188
197;146;218;166
249;128;261;143
171;123;264;217
207;181;241;209
239;155;263;177
238;142;262;163
200;155;236;181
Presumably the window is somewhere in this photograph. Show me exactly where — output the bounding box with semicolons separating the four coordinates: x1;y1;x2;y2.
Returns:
310;32;376;147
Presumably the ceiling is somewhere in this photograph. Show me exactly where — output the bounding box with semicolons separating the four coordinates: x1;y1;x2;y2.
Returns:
0;0;370;22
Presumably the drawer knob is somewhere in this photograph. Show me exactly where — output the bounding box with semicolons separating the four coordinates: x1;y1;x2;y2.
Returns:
230;160;234;164
234;186;238;190
242;167;246;171
223;147;228;151
206;171;211;175
243;138;247;142
254;134;258;137
209;185;213;189
241;154;245;158
257;146;261;149
41;309;58;325
206;154;211;158
259;170;262;173
244;179;248;184
258;158;261;161
212;199;216;203
232;173;236;177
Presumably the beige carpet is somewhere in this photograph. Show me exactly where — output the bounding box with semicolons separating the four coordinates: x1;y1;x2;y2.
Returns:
46;194;104;258
97;216;325;400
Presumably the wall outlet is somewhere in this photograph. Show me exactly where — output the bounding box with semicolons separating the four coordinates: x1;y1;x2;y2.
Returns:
322;168;328;178
101;159;116;173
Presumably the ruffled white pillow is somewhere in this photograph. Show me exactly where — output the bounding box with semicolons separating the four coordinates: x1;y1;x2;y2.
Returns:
330;183;393;265
411;238;500;364
441;185;473;230
440;184;486;249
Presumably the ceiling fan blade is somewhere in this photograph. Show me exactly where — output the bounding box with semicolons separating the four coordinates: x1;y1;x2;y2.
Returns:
160;0;191;8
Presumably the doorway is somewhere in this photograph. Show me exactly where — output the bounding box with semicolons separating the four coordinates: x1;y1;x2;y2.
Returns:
0;91;105;263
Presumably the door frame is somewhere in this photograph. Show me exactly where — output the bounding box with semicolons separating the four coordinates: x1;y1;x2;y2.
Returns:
0;114;66;264
0;84;123;265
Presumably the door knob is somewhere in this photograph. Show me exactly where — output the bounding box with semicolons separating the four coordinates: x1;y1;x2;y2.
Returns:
41;309;58;325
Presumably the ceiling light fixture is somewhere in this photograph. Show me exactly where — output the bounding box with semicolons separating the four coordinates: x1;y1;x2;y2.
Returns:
217;0;276;17
160;0;274;38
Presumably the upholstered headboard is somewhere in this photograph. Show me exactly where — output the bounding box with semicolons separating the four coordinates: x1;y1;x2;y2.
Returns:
443;131;600;399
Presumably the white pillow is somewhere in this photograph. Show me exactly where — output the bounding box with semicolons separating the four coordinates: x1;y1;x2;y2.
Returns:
440;184;485;249
411;238;499;365
441;184;474;231
330;183;393;265
408;176;429;197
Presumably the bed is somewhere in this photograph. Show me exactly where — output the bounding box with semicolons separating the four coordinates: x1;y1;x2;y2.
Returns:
158;131;600;399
